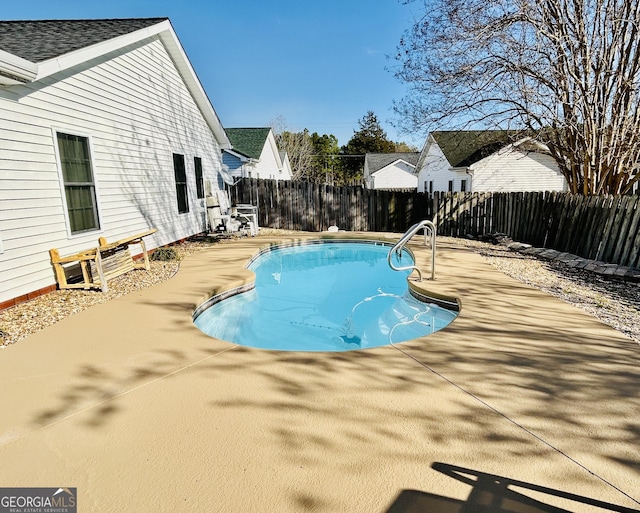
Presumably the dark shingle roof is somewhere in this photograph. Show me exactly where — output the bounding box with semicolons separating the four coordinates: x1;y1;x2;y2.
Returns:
431;130;519;167
366;152;420;174
0;18;168;62
225;128;271;160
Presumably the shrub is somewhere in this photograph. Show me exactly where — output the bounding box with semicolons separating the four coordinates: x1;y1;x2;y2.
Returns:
150;247;179;261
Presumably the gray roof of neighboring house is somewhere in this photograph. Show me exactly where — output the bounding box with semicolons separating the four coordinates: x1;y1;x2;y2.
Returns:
0;18;168;62
431;130;520;168
366;152;420;174
225;128;271;160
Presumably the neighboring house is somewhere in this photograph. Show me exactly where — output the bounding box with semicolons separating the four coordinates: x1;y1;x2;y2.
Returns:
279;151;293;180
363;152;420;190
416;131;567;193
223;127;292;181
0;18;232;309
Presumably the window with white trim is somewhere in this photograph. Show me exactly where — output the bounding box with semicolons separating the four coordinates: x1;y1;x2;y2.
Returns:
461;179;467;192
56;132;101;234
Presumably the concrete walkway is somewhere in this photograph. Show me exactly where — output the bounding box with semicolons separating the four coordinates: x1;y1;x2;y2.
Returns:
0;233;638;512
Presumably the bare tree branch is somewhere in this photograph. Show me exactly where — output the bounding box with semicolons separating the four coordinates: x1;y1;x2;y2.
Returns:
270;116;315;181
394;0;640;194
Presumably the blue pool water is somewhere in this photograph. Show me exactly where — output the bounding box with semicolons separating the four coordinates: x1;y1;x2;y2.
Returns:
193;241;457;352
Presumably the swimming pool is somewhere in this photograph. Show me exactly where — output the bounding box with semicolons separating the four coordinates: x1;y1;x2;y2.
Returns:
193;240;457;351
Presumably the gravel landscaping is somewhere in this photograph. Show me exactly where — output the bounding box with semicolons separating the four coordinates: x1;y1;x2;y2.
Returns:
0;236;221;348
1;232;639;348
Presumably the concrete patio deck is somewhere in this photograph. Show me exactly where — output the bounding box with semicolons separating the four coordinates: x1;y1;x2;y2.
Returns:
0;233;638;512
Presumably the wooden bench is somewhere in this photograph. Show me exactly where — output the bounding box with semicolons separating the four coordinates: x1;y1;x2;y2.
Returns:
49;229;157;293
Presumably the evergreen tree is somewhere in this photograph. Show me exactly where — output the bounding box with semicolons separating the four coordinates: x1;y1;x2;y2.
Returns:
310;132;340;184
341;112;397;180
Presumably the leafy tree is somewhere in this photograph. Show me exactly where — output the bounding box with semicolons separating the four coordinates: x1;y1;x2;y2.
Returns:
271;114;414;184
341;111;397;180
394;0;640;195
310;132;341;184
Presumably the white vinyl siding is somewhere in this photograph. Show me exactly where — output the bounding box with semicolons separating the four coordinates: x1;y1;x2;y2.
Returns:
0;36;223;304
279;152;293;180
257;144;281;180
417;135;566;193
470;148;566;192
416;137;458;193
254;131;287;180
371;161;418;190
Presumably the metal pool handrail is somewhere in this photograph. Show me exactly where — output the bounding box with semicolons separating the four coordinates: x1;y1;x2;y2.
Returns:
387;220;436;281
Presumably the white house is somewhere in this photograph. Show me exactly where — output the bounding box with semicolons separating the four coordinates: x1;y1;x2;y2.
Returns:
416;131;567;193
223;128;292;181
363;152;419;190
0;18;232;309
279;151;293;180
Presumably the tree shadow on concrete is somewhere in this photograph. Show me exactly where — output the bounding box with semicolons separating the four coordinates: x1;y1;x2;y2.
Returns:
31;349;192;429
21;239;640;511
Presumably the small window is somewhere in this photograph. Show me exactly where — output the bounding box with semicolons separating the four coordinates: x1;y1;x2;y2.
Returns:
461;179;467;192
194;157;204;199
448;180;454;192
56;132;100;234
173;153;189;214
429;181;434;194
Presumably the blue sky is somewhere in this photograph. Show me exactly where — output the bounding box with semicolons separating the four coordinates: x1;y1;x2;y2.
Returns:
3;0;423;148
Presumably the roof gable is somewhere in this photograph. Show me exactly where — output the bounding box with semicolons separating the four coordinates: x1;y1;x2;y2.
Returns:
431;130;519;167
0;18;230;148
371;160;415;177
365;152;420;174
0;18;168;63
225;128;271;160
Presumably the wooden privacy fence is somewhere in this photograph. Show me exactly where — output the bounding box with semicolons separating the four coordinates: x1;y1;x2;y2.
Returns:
432;191;640;268
231;179;431;233
230;179;640;268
